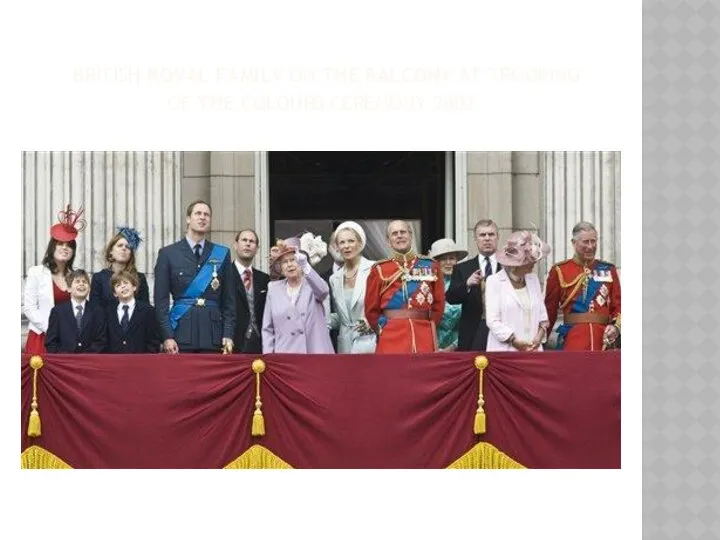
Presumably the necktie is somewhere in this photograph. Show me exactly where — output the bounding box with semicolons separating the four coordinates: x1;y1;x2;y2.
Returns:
121;305;130;332
243;268;252;292
484;256;492;277
75;304;83;330
194;244;202;262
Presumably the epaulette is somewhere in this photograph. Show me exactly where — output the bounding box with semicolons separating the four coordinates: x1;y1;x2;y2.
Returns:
552;258;574;267
374;258;393;265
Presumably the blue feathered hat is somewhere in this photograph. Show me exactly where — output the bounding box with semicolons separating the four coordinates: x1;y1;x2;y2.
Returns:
117;226;143;251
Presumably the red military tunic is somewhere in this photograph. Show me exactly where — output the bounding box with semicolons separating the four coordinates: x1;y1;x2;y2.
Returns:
545;256;621;351
364;252;445;353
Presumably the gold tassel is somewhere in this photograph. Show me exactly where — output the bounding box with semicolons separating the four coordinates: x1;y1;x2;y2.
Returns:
27;355;45;438
473;355;489;435
251;359;266;437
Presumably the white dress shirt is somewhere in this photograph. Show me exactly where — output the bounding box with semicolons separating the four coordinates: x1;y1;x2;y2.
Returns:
71;298;88;323
117;299;136;324
478;253;499;275
234;261;253;291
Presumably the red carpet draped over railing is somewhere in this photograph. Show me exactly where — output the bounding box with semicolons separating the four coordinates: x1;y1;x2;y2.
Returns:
20;351;620;468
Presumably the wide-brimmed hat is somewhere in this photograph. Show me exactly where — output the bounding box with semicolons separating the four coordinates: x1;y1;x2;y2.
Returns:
50;204;86;242
333;221;367;251
428;238;468;260
496;230;551;267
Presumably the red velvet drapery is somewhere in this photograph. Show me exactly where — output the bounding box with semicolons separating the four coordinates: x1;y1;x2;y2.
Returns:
21;351;620;468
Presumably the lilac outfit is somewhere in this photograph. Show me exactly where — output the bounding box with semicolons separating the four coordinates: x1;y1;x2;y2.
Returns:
261;268;335;354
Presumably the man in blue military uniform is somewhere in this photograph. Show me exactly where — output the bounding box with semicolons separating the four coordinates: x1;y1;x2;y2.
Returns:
154;200;236;353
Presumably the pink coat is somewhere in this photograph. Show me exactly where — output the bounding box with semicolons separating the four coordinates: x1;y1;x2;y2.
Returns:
261;269;335;354
485;269;549;352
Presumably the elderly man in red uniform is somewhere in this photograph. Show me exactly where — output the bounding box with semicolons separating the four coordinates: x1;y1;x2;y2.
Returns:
364;220;445;353
544;221;621;351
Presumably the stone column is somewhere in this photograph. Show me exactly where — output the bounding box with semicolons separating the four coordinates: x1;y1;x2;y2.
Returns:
542;151;621;270
181;151;211;218
465;151;513;257
208;152;255;253
22;151;183;283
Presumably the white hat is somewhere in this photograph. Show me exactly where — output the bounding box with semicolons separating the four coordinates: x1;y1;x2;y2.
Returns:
333;221;367;250
428;238;468;260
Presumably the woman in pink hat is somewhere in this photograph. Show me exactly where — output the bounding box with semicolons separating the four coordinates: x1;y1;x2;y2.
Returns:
485;231;551;352
22;204;85;354
261;236;335;354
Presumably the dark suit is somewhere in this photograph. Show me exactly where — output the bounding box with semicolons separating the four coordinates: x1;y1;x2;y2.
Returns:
45;300;106;353
154;238;236;353
90;268;150;310
105;301;161;353
445;256;502;351
232;264;269;354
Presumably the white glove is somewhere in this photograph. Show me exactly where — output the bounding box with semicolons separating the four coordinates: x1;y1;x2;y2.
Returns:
295;250;311;274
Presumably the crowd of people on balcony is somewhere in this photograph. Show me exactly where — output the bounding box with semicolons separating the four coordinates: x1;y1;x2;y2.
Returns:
22;201;621;356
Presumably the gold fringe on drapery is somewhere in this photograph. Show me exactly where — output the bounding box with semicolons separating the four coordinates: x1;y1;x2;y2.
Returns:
446;442;526;469
473;355;488;435
251;359;266;436
224;445;293;469
21;446;73;469
27;355;45;437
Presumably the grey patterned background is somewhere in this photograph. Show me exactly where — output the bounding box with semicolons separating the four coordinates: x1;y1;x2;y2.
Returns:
643;0;719;538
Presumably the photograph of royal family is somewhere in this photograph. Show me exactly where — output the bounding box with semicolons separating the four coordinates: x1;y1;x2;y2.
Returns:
23;200;621;357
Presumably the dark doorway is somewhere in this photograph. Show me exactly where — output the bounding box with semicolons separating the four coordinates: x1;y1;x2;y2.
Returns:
269;151;449;256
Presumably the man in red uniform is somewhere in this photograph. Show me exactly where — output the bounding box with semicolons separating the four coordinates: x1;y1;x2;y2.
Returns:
364;220;445;353
545;221;621;351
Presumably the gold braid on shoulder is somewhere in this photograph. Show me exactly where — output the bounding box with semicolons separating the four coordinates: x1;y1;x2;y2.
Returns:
555;265;589;311
376;262;404;296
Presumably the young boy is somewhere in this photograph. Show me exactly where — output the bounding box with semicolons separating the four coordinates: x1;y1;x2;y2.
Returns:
45;269;107;353
105;270;161;353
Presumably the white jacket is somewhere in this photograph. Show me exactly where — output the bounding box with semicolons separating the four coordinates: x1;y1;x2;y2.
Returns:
23;265;56;334
328;257;377;354
485;269;549;352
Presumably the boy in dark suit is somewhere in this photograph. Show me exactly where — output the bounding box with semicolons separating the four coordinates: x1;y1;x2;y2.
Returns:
105;270;161;353
45;269;106;353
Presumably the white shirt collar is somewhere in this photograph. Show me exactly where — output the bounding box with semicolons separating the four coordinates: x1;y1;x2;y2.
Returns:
235;260;253;274
71;298;87;312
117;298;136;312
478;252;497;265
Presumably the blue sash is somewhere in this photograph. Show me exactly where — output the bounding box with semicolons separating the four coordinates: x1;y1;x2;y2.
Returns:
378;260;430;332
556;261;610;349
168;244;228;331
